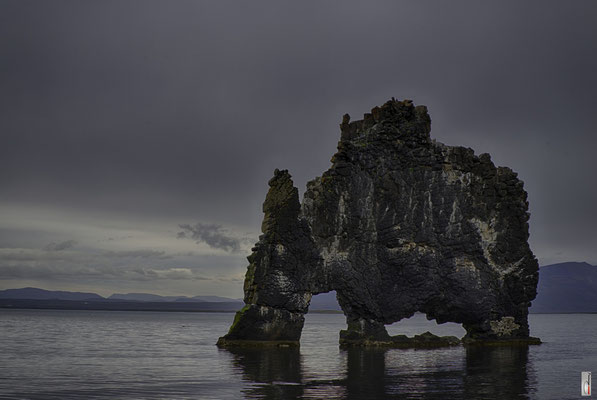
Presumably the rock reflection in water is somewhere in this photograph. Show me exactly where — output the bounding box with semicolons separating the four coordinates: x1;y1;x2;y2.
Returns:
464;345;533;399
344;348;387;399
224;345;532;399
224;346;304;399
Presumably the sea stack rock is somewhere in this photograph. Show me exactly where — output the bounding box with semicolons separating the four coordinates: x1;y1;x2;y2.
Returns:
217;99;540;348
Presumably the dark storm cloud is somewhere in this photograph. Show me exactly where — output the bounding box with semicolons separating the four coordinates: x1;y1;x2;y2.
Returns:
43;240;77;252
1;0;596;291
177;223;248;253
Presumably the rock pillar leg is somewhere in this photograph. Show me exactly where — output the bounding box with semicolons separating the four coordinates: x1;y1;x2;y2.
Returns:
217;169;320;347
217;303;308;347
339;316;391;347
462;308;540;345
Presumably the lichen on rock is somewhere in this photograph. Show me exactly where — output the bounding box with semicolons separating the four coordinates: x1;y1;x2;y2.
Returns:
490;317;521;337
217;99;540;348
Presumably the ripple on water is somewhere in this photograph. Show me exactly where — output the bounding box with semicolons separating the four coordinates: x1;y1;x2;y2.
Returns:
0;310;595;399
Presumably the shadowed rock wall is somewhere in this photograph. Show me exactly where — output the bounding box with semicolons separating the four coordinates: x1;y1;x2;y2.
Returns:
217;99;539;347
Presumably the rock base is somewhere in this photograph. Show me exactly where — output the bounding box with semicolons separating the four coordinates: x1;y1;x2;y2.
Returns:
462;336;541;346
340;331;461;349
339;330;542;348
216;337;299;348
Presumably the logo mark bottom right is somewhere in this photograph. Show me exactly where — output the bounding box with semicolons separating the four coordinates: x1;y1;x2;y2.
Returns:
582;371;592;397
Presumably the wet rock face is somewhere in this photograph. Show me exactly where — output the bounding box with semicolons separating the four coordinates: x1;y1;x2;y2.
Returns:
217;99;539;347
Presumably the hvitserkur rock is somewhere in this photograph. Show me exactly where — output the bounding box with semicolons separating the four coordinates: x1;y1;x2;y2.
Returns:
217;99;540;348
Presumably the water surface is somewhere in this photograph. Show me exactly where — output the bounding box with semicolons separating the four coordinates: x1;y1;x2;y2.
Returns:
0;310;594;399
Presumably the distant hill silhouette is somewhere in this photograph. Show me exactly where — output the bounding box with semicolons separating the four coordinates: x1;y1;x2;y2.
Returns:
108;293;242;303
0;288;247;312
4;267;596;314
0;288;243;312
309;291;341;311
530;262;597;313
0;287;104;301
109;293;179;302
0;288;243;304
0;299;243;312
190;295;243;303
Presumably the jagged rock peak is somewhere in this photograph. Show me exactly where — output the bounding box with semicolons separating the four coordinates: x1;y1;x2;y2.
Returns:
340;98;431;142
261;169;300;235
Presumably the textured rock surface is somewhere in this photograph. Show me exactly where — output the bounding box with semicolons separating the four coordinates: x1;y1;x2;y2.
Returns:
217;99;539;348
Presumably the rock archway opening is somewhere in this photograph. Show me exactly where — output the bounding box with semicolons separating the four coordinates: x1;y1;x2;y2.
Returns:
386;313;466;340
307;291;342;314
301;291;343;348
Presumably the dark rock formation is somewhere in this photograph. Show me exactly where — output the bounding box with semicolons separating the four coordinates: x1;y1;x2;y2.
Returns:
340;329;461;349
217;99;540;348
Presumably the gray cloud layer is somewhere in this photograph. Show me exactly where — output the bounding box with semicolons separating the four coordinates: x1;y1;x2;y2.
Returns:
177;223;251;253
0;247;207;282
1;1;596;295
44;240;77;252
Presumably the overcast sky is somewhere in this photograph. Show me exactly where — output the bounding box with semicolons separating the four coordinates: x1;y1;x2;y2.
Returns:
1;1;596;297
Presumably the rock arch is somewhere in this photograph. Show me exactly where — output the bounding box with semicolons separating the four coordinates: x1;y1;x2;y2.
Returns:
217;99;539;347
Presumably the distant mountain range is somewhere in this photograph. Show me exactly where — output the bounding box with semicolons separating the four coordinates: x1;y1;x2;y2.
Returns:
309;291;342;311
0;288;242;303
107;293;242;303
2;262;596;313
0;287;342;312
530;262;597;313
0;288;245;312
0;287;104;301
0;287;242;303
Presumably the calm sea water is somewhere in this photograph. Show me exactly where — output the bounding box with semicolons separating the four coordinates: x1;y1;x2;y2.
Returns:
0;309;595;399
